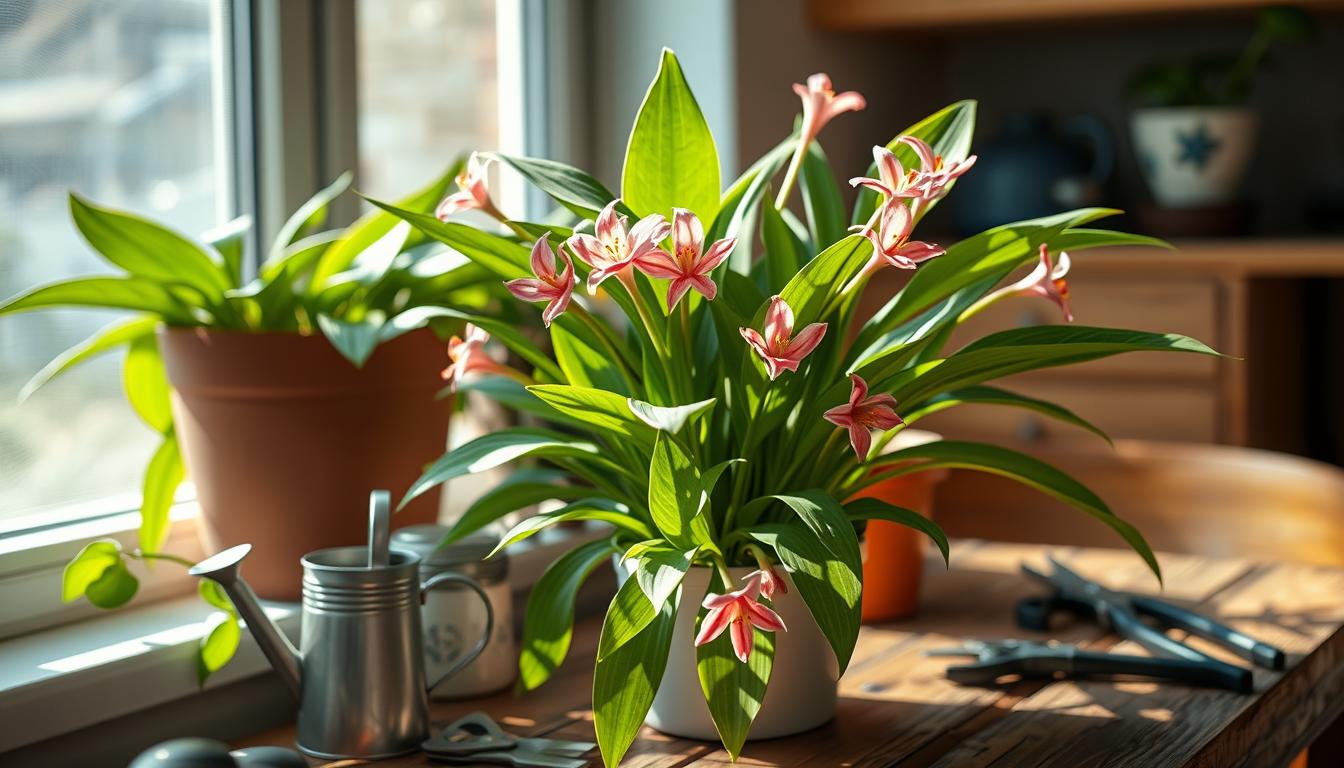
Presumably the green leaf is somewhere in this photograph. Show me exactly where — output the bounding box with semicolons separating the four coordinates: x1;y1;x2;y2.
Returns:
519;539;616;691
598;545;696;661
594;593;677;768
0;277;191;321
84;558;140;609
138;432;185;554
365;199;531;280
627;397;715;433
202;215;251;288
124;335;173;434
19;316;158;402
371;305;564;382
311;167;455;288
62;541;128;603
648;432;700;546
864;441;1160;582
893;326;1220;408
198;580;234;612
488;153;617;219
760;197;804;294
621;49;720;223
844;497;950;565
799;142;847;250
197;614;241;686
1049;228;1170;252
528;385;655;446
905;385;1111;444
315;313;383;368
759;491;863;671
550;323;631;395
260;230;339;282
440;468;594;548
775;234;872;329
266;171;353;265
695;571;775;760
851;100;977;225
494;498;650;555
69;193;230;298
402;428;600;509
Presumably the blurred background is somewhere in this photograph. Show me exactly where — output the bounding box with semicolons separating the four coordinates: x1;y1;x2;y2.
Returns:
1;0;1341;532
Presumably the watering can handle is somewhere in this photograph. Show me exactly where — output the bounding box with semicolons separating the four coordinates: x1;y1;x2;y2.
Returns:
420;571;495;693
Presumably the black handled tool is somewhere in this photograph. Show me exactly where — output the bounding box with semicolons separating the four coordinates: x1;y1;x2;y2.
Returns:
1015;557;1285;688
928;639;1253;691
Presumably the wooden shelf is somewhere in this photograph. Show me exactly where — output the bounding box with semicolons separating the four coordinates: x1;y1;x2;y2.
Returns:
809;0;1344;31
1080;239;1344;277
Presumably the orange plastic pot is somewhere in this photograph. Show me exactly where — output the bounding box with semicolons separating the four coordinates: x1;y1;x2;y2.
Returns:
851;430;947;622
160;327;450;599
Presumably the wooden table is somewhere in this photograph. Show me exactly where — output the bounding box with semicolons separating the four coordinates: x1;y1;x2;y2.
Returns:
240;541;1344;767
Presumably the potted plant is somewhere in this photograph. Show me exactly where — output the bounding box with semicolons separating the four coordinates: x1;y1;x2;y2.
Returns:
2;164;500;677
1126;6;1313;208
371;50;1215;765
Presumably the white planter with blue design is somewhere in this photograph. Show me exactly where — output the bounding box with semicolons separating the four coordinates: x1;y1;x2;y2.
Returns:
1130;107;1257;208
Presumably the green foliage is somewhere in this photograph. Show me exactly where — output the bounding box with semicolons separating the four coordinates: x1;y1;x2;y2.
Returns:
695;571;774;761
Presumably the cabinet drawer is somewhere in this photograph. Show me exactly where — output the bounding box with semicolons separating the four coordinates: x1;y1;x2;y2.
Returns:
914;377;1219;444
947;276;1221;380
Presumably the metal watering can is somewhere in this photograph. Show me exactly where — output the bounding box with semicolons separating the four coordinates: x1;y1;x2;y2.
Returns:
189;491;494;760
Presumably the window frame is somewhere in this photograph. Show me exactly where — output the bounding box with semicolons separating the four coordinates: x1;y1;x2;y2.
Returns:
0;0;582;641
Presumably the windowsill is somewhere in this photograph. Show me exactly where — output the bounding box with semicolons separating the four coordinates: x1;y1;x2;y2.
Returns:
0;523;609;755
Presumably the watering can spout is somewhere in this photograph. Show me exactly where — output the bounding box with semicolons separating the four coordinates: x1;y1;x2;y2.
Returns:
189;544;302;699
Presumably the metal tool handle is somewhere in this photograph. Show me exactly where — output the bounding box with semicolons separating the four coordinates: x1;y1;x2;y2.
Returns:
420;572;495;693
1069;650;1253;693
1132;596;1286;670
367;490;391;568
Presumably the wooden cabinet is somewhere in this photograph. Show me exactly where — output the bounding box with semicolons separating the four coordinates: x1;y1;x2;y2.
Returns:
867;240;1344;451
809;0;1344;30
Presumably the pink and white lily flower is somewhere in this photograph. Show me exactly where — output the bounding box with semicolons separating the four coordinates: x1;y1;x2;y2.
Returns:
824;374;904;461
694;571;787;664
567;199;670;293
859;200;944;270
635;208;735;309
1012;244;1074;322
435;153;500;220
504;234;575;327
794;73;866;146
754;564;789;599
894;136;977;202
441;325;510;392
739;295;828;380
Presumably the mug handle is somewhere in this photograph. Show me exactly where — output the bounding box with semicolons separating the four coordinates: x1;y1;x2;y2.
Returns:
420;572;495;693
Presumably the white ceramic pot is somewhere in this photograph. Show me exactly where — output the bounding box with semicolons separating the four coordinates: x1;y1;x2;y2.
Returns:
616;562;839;741
1129;107;1256;208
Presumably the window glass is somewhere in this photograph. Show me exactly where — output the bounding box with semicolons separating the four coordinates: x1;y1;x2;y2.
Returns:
355;0;499;200
0;0;233;524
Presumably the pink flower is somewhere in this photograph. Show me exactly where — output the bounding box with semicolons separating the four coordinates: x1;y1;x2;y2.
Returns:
1011;245;1074;322
794;73;866;146
694;572;786;663
739;295;828;380
441;325;508;392
824;374;904;461
753;565;789;599
849;145;911;201
567;200;670;293
504;234;575;327
859;200;944;270
436;153;498;219
634;208;735;309
892;136;976;202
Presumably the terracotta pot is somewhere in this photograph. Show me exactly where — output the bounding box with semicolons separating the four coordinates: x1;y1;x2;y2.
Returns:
851;429;947;623
159;327;449;599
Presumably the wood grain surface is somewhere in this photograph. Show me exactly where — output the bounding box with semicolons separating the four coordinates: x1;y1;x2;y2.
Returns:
237;541;1344;767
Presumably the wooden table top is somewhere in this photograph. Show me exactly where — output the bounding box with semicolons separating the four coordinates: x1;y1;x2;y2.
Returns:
240;541;1344;767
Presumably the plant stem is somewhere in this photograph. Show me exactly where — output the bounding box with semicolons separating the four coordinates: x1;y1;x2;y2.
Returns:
724;382;773;537
570;303;640;383
617;270;669;360
713;553;735;585
129;550;196;568
773;138;808;210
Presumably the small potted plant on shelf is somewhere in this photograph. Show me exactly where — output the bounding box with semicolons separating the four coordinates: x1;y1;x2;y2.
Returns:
1126;5;1313;211
374;50;1216;765
1;163;501;677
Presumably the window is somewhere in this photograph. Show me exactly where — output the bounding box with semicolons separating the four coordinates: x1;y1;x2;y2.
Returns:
0;0;240;529
354;0;500;201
